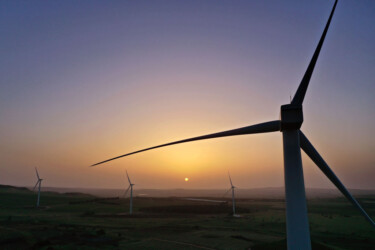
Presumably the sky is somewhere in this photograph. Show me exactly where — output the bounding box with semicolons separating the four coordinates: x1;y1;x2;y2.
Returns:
1;0;374;190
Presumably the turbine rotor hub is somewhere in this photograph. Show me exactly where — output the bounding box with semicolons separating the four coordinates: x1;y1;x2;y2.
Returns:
280;104;303;131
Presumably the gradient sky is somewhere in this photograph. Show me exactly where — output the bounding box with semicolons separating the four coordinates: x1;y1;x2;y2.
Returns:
1;0;374;190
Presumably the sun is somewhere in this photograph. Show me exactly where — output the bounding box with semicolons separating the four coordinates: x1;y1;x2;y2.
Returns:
185;177;189;182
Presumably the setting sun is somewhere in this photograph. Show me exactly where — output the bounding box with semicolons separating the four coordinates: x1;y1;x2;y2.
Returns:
185;178;189;182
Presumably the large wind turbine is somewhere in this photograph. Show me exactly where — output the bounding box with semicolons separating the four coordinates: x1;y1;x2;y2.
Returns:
123;170;135;214
33;168;43;208
224;172;237;216
92;1;374;249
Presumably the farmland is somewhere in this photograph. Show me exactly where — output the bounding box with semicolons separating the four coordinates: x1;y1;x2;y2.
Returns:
0;185;374;249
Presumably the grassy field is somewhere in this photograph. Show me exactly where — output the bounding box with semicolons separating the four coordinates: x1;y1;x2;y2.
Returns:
0;185;374;249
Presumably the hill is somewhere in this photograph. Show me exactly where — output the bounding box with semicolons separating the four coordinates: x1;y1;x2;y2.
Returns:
40;186;375;199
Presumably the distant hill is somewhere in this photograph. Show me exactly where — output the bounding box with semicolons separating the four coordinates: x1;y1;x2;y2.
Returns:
63;192;95;197
39;186;375;199
0;185;375;199
3;184;374;199
0;184;30;192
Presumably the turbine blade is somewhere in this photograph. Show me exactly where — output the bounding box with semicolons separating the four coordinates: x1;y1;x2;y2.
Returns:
291;0;338;105
35;167;40;180
126;170;132;185
91;120;281;166
228;172;233;187
123;185;131;197
222;188;232;198
32;181;39;191
299;131;375;227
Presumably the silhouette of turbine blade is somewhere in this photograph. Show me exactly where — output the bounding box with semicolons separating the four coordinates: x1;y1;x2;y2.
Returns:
91;120;281;166
228;172;233;187
35;167;40;180
126;170;132;185
291;0;338;105
32;180;39;191
123;185;131;197
299;131;375;227
222;188;232;198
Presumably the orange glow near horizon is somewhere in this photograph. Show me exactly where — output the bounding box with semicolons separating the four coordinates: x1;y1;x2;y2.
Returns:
1;1;374;190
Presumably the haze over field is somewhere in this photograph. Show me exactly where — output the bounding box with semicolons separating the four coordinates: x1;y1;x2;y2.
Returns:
1;0;374;190
39;186;375;199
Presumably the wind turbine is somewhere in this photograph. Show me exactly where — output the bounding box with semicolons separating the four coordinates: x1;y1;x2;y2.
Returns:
91;1;374;249
223;172;237;216
33;168;43;208
123;170;135;214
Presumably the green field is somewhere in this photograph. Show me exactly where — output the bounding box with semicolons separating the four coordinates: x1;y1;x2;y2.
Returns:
0;185;374;249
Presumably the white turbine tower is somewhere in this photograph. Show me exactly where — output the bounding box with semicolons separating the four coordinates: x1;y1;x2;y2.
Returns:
33;168;43;208
123;170;135;215
92;1;374;249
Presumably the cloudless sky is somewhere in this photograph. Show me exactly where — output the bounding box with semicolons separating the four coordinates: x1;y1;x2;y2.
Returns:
1;0;374;190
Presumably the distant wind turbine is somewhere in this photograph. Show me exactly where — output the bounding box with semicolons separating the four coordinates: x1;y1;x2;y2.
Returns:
91;1;374;249
223;172;237;216
123;170;135;214
33;168;43;208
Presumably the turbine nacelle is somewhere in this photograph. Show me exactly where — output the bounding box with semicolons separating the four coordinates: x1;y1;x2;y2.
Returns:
280;104;303;131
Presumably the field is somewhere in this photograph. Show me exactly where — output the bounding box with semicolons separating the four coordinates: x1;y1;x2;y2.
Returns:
0;185;374;249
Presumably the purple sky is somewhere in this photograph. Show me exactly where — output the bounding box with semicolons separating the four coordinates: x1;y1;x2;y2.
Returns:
1;0;374;189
